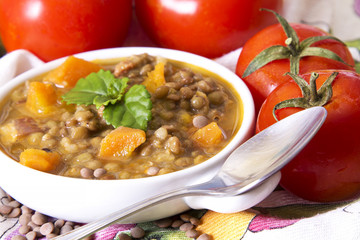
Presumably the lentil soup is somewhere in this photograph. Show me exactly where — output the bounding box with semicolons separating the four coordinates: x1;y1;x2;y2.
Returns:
0;53;242;180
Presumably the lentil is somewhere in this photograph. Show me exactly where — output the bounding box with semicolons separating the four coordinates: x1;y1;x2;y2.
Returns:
154;127;168;140
3;191;213;240
208;91;225;105
130;226;145;238
197;80;213;93
54;219;65;228
40;222;54;235
118;233;132;240
190;217;201;226
8;207;21;218
80;167;94;179
165;136;182;154
31;212;47;225
19;213;32;226
197;233;211;240
0;205;13;215
171;219;184;228
25;231;37;240
46;233;58;239
93;168;107;178
146;166;160;176
192;115;208;128
8;200;21;208
179;222;194;231
154;218;173;228
18;225;30;235
191;95;206;109
153;85;169;98
60;224;73;234
180;213;192;222
179;86;194;99
20;205;33;214
186;229;200;238
11;236;26;240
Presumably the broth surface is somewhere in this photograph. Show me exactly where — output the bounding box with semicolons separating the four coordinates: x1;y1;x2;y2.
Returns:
0;54;242;179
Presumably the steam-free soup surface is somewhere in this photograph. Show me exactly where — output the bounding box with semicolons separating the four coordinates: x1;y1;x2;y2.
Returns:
0;54;242;179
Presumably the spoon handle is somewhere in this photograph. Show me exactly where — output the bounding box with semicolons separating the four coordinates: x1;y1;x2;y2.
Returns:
53;187;191;240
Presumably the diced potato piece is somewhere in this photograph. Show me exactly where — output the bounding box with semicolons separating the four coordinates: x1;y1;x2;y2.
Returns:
44;56;102;88
26;82;58;116
99;126;146;160
19;149;61;173
142;62;166;93
0;122;18;144
191;122;224;148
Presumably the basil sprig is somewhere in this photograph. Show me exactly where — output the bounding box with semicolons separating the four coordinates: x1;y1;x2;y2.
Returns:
62;69;152;130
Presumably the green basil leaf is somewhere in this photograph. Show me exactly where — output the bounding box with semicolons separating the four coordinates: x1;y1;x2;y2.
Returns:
70;70;109;95
102;102;127;127
103;85;152;130
62;69;152;130
62;69;129;107
93;95;117;108
107;77;129;100
60;91;99;106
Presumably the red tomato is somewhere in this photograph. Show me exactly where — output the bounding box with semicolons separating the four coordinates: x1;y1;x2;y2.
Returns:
134;0;283;58
236;23;355;113
256;70;360;202
0;0;132;61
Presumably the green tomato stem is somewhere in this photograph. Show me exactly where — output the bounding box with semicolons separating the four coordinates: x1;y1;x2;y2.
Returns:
272;71;338;121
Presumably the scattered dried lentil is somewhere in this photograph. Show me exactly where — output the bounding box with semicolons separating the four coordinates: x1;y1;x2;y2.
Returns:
197;233;211;240
118;233;132;240
1;192;212;240
154;217;173;228
186;229;200;238
8;207;21;218
130;226;145;238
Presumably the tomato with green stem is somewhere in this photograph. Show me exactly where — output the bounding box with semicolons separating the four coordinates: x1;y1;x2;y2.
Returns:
236;9;355;113
257;70;360;202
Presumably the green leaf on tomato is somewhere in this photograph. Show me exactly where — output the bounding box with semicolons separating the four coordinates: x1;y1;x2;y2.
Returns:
243;9;351;78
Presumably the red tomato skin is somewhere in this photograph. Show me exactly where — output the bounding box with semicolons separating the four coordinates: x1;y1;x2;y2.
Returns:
0;0;132;61
134;0;283;58
236;23;355;113
256;70;360;202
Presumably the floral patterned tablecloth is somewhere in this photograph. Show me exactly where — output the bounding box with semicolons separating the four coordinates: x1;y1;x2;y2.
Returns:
1;0;360;239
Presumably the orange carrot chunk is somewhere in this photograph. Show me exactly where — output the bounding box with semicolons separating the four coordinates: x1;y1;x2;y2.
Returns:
142;61;166;93
191;122;224;148
99;126;146;160
19;149;61;173
44;56;102;88
26;82;58;116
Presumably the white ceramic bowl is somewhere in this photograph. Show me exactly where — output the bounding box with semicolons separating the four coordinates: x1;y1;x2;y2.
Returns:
0;47;279;223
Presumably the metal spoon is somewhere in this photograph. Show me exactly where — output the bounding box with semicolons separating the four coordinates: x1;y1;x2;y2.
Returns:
54;106;327;240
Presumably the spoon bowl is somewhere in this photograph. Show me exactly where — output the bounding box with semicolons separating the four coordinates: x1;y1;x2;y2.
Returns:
55;106;327;240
